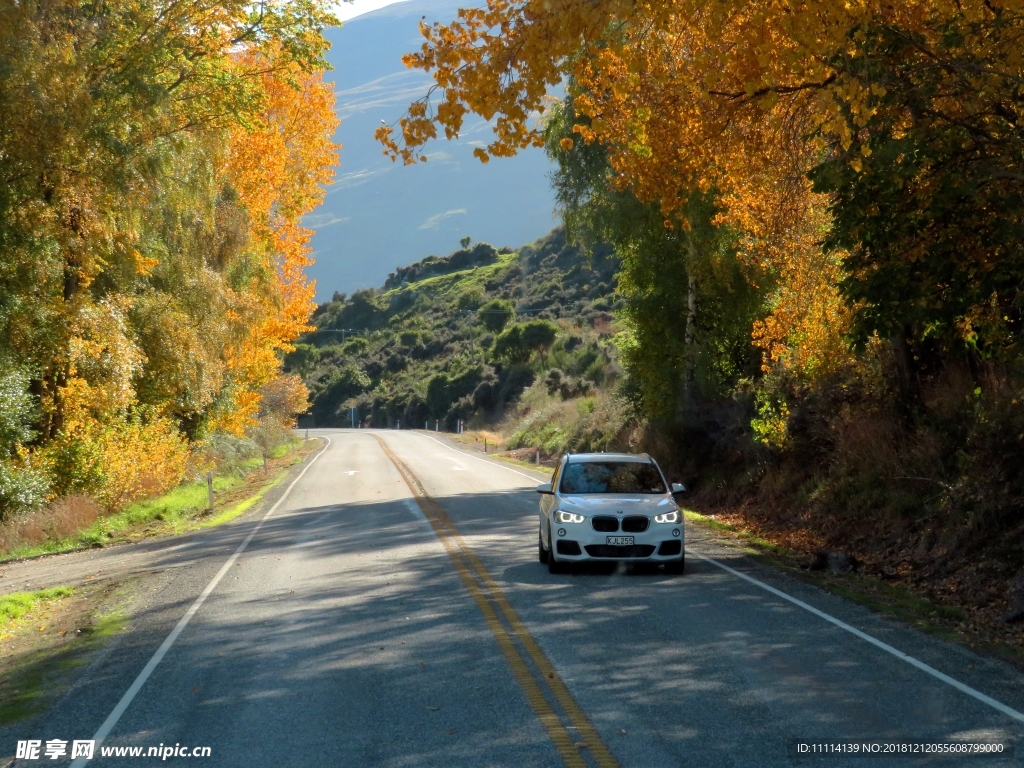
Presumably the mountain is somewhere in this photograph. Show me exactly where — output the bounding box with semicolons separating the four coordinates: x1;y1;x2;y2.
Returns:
287;228;622;432
305;0;558;301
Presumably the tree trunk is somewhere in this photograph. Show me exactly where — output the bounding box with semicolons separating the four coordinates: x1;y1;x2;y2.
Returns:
683;233;698;402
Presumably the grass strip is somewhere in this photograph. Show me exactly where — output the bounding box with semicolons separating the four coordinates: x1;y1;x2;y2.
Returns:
0;582;130;724
201;468;290;528
1;587;75;635
1;439;318;562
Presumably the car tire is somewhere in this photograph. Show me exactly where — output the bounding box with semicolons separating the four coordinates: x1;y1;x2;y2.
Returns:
664;553;685;574
538;527;549;564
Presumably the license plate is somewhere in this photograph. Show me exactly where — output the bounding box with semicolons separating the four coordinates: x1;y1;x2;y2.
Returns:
607;536;634;546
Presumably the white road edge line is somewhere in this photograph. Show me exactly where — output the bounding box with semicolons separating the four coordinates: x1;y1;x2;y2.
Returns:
414;431;545;482
692;550;1024;724
70;437;333;767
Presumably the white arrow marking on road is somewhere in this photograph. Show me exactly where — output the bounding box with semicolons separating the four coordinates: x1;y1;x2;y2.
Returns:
345;471;357;475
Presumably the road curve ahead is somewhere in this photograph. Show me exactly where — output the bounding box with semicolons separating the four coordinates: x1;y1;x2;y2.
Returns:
7;429;1024;767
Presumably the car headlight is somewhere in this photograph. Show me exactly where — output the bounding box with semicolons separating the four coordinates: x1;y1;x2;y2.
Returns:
653;509;680;524
555;510;585;524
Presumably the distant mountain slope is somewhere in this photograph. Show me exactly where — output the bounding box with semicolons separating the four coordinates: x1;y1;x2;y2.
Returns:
305;0;557;300
287;228;621;427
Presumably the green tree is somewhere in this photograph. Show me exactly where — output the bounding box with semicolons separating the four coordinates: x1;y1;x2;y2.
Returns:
478;299;515;333
809;20;1024;373
544;96;767;421
493;320;559;364
520;320;558;360
0;366;47;519
284;344;322;378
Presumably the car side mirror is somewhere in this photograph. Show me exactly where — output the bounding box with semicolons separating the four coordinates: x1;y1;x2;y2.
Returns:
671;482;686;501
536;482;553;495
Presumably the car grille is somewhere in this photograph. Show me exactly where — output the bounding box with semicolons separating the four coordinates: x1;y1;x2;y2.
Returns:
584;544;657;558
657;540;682;556
621;516;650;533
591;516;619;532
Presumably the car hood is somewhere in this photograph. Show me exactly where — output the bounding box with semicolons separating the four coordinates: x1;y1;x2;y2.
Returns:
557;495;676;515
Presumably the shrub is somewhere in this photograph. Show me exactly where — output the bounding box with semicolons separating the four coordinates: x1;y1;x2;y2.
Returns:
0;459;49;523
0;367;36;453
203;432;261;476
478;299;515;333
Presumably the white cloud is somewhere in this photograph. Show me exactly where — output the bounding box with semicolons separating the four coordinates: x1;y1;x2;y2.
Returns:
327;167;392;192
423;150;454;164
332;0;414;23
418;208;467;230
334;72;433;119
304;213;350;228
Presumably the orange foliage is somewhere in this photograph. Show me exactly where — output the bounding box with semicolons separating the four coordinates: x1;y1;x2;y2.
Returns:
90;418;192;511
381;0;1019;381
259;374;311;427
219;55;339;433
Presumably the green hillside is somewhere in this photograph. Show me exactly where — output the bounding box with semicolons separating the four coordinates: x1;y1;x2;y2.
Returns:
287;229;625;442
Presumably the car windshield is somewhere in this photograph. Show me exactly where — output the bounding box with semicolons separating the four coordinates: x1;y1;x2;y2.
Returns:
559;462;666;495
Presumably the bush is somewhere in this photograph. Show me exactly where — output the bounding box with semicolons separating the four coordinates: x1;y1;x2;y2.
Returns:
445;396;475;430
456;288;484;311
203;432;261;476
0;459;49;523
478;299;515;333
0;367;36;453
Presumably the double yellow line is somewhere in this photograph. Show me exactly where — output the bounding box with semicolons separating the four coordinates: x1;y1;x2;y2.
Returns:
372;435;618;768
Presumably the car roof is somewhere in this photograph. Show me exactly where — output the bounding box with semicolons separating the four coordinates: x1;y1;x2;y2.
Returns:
564;453;652;464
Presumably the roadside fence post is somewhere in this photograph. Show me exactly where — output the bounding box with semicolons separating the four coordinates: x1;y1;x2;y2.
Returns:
535;450;540;465
206;471;214;511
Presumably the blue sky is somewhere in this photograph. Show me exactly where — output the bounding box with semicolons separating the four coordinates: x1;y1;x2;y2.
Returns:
305;0;558;301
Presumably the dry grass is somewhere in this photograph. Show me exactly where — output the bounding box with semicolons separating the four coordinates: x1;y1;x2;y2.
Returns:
0;495;101;552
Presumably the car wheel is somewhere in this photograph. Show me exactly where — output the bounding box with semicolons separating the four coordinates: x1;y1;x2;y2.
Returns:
664;553;685;574
538;527;549;564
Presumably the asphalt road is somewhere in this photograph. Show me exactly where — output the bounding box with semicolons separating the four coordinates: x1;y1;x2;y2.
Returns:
4;429;1024;767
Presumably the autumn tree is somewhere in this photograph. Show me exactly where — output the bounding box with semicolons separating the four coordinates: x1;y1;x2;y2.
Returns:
545;97;767;422
0;0;338;511
380;0;1023;394
809;18;1024;368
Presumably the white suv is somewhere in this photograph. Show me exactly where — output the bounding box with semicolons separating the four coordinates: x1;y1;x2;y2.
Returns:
537;453;685;574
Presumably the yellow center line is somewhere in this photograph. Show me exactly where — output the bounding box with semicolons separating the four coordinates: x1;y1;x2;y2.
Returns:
372;435;618;768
